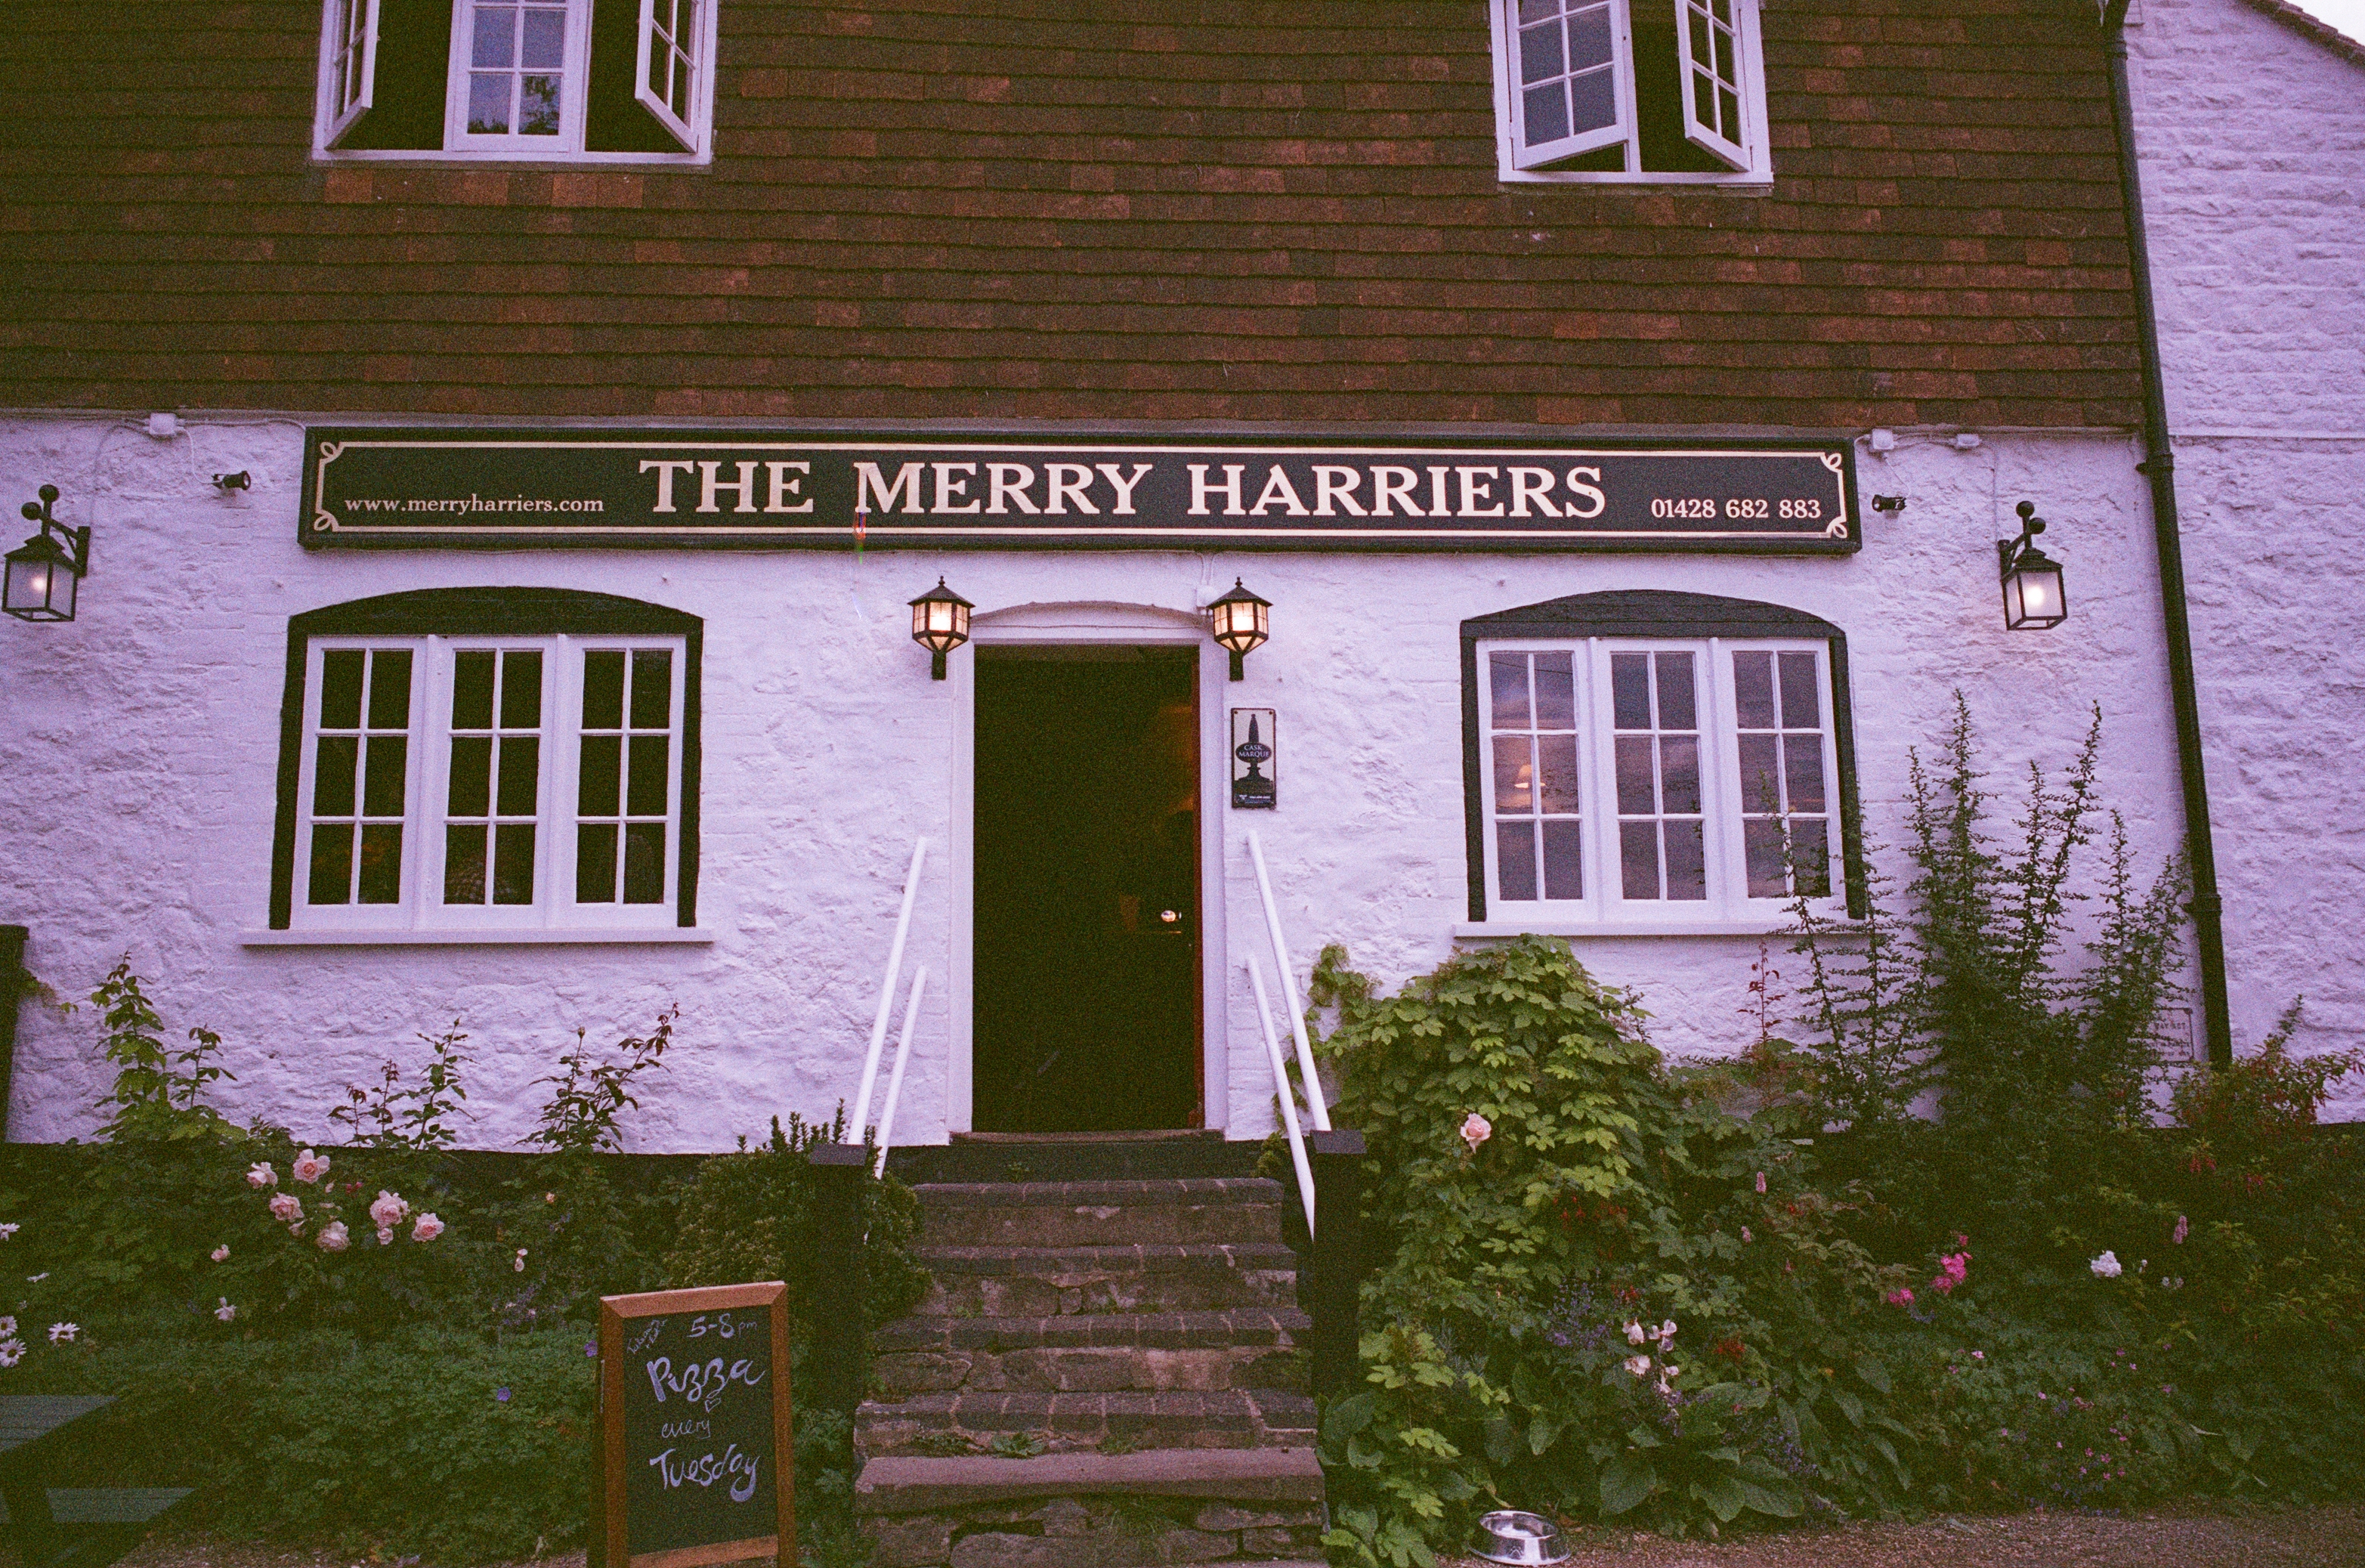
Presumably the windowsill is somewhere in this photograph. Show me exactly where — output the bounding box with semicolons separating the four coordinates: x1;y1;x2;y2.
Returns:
1455;918;1805;938
312;150;710;169
1495;169;1773;193
243;927;716;947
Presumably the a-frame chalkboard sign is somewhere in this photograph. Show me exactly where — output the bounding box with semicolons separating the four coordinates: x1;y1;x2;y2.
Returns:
595;1282;796;1568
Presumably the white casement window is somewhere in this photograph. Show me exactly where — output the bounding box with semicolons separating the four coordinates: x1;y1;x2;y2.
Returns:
1492;0;1770;185
635;0;701;149
314;0;716;162
445;0;591;151
293;633;686;931
1477;638;1843;924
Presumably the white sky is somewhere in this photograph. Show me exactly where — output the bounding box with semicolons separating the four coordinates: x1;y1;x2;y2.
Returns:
2287;0;2365;44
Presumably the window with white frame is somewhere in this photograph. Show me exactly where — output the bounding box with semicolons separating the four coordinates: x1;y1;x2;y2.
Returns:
1489;0;1770;184
1461;592;1858;928
272;590;702;934
315;0;717;160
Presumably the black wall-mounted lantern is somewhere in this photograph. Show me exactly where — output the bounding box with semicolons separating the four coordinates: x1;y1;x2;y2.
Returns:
4;486;91;623
1997;500;2067;631
1207;578;1270;681
908;577;973;679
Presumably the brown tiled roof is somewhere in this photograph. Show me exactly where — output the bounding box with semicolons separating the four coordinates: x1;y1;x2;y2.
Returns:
0;0;2141;430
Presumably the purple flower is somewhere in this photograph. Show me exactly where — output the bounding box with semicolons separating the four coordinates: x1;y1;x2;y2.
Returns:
586;1341;598;1358
495;1387;512;1403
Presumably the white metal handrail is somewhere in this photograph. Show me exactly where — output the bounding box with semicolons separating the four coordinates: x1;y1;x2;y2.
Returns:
1247;955;1319;1237
851;837;928;1143
1246;830;1331;1132
873;966;928;1177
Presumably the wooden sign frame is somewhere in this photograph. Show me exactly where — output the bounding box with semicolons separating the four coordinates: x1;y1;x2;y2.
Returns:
598;1282;796;1568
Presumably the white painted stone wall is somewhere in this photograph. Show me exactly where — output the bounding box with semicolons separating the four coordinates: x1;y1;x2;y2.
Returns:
2127;0;2365;1114
0;413;2198;1147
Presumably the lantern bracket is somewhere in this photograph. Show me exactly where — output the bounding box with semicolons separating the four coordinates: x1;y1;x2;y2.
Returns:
1996;499;2047;580
17;485;91;581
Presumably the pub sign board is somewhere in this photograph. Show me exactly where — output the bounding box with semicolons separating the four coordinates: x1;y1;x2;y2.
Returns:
595;1282;796;1568
303;430;1859;554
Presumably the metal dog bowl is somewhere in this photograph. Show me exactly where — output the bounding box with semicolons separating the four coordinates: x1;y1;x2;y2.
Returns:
1470;1509;1571;1566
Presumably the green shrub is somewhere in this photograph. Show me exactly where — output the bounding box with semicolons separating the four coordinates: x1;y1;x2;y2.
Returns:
1310;936;1921;1563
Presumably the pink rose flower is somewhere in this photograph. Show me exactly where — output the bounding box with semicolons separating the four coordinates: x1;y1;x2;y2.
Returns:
368;1191;409;1230
214;1298;236;1323
1460;1113;1492;1152
246;1162;277;1189
317;1221;350;1253
376;1228;394;1247
291;1149;331;1184
268;1193;303;1226
209;1245;230;1263
1886;1287;1915;1307
411;1212;445;1243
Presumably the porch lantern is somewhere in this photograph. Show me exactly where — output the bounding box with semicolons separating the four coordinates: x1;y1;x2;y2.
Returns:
1207;578;1270;681
4;486;91;624
1997;500;2067;631
908;577;973;679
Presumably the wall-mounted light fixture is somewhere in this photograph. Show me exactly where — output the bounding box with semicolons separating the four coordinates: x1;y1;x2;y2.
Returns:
907;577;973;679
212;471;252;492
1871;494;1907;515
1997;499;2067;631
1207;578;1270;681
4;486;92;623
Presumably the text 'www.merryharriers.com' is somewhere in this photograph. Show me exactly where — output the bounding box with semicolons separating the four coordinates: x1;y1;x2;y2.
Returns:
343;496;608;515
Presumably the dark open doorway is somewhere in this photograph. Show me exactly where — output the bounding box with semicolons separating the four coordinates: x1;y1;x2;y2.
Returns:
972;646;1201;1133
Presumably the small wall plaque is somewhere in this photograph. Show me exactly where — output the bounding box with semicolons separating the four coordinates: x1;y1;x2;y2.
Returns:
1231;709;1277;809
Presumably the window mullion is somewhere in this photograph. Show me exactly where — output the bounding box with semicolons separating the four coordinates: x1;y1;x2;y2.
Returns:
552;637;580;923
1704;636;1742;918
397;638;433;927
416;636;451;928
1585;639;1615;914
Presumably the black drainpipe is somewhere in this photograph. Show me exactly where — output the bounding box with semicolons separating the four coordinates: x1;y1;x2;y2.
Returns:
2101;0;2234;1069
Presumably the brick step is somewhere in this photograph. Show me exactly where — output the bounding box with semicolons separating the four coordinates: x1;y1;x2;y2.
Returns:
874;1309;1310;1396
915;1244;1297;1317
916;1178;1287;1248
855;1389;1319;1459
857;1448;1325;1568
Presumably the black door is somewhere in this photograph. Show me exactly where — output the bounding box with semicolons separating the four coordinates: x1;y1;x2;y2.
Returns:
972;647;1201;1132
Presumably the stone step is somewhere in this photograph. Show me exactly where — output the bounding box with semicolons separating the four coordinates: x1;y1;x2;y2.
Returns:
855;1389;1319;1458
857;1448;1326;1568
916;1179;1287;1249
874;1309;1310;1396
915;1244;1298;1317
889;1132;1265;1186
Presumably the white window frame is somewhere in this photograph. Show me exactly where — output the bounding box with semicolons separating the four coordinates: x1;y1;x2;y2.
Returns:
634;0;703;151
444;0;595;155
289;632;687;934
324;0;382;147
1470;635;1846;932
311;0;719;163
1488;0;1773;188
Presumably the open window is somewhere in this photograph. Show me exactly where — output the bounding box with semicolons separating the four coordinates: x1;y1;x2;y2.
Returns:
314;0;716;161
1494;0;1770;184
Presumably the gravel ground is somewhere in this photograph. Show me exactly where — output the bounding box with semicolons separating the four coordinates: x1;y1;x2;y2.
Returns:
1444;1502;2365;1567
57;1505;2365;1568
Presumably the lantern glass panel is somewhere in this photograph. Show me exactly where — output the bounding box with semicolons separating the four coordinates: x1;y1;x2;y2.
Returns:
4;543;75;621
2004;562;2067;629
